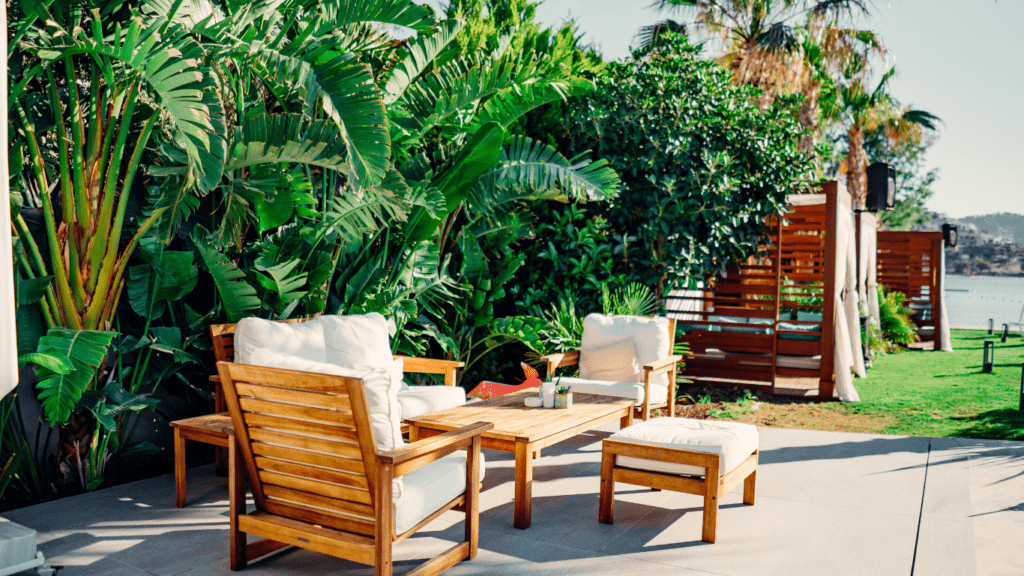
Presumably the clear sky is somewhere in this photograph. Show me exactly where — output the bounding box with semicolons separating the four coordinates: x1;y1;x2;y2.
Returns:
521;0;1023;219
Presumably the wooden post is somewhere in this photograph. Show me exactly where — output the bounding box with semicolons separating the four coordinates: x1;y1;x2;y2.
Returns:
229;435;247;570
174;428;187;508
598;448;616;524
702;461;721;543
465;435;480;559
932;236;943;349
514;441;534;529
375;462;395;576
818;182;839;399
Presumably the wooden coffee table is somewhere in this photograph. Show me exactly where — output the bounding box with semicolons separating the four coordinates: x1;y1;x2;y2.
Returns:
406;389;635;529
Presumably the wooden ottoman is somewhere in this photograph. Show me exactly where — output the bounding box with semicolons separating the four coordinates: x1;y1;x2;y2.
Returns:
599;418;759;543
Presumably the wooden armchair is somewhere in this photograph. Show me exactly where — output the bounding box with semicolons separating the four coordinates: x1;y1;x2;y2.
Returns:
219;361;492;576
540;316;680;421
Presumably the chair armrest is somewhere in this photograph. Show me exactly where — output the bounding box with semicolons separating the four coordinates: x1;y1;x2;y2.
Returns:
378;422;494;476
395;356;464;386
541;350;580;378
643;355;682;376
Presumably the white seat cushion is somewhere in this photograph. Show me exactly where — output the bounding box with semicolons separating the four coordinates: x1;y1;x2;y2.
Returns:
611;418;759;477
394;450;485;534
397;386;467;420
552;377;668;406
234;317;326;364
244;348;405;452
580;315;673;389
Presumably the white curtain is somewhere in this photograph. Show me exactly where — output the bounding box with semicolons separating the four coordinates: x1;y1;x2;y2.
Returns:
939;246;953;351
833;197;862;402
858;213;881;328
1;11;17;399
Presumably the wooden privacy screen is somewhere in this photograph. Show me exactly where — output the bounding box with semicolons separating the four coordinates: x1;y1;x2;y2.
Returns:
876;231;943;348
665;182;840;399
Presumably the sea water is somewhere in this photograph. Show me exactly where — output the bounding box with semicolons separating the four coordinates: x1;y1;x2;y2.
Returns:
945;275;1024;329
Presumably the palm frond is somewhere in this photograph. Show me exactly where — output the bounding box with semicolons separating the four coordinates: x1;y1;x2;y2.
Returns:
398;57;519;135
316;0;438;31
634;19;687;51
26;328;117;426
224;114;352;173
194;241;261;322
383;19;465;105
468;77;595;131
811;0;870;19
254;52;389;188
901;109;942;131
483;137;621;203
755;22;799;54
34;16;228;191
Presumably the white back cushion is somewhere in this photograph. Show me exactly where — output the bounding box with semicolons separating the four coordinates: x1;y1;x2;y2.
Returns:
580;338;641;382
580;314;672;388
320;313;395;369
244;347;405;452
233;317;326;364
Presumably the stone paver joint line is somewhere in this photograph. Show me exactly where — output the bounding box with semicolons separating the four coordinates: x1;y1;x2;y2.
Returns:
909;440;932;576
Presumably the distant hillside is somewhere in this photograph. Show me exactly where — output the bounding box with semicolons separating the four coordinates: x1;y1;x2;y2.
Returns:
960;213;1024;244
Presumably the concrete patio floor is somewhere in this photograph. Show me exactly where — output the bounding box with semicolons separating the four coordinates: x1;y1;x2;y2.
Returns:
6;425;1023;576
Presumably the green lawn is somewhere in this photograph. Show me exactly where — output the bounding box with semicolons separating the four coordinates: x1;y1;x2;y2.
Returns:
683;329;1024;440
850;329;1024;440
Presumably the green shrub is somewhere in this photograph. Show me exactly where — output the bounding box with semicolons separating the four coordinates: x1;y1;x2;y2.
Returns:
558;32;815;293
878;286;919;348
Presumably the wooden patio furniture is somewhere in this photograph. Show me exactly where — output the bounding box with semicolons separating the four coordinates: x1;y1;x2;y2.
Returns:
406;388;635;529
218;361;492;576
169;317;462;507
541;316;680;421
599;418;759;543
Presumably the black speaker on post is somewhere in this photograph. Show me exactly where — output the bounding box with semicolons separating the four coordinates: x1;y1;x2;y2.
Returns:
942;223;958;247
866;162;896;211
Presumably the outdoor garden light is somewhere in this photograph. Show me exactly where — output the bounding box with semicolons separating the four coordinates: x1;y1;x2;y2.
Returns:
983;340;995;373
866;162;896;211
1002;324;1010;343
988;319;994;335
942;223;958;247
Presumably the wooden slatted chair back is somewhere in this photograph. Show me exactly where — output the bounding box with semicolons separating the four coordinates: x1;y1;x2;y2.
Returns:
210;318;310;363
217;361;381;537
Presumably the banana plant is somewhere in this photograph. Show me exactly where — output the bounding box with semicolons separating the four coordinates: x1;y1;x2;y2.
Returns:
11;8;224;333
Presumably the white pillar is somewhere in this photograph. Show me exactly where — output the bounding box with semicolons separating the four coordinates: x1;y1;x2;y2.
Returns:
1;5;20;399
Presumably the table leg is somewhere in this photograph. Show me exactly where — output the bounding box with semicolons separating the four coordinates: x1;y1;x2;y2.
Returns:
409;424;420;443
620;408;634;430
514;441;535;529
174;428;186;508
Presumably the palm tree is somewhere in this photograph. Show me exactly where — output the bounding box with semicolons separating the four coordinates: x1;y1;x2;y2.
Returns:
647;0;880;157
825;68;940;206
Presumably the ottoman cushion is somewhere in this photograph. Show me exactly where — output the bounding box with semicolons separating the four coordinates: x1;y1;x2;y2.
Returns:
611;418;758;477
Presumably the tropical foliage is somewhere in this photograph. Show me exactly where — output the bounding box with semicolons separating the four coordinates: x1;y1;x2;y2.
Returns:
2;0;941;510
3;0;619;506
549;33;815;294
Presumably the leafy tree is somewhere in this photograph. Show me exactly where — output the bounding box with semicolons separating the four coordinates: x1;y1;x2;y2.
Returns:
557;33;815;294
